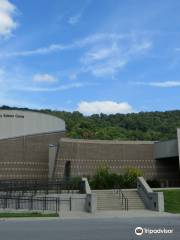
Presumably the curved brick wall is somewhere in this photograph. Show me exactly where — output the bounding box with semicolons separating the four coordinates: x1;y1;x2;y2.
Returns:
54;138;180;186
0;132;64;179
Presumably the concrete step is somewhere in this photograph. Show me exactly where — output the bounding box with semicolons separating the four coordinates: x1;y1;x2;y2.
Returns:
97;207;124;210
93;189;146;211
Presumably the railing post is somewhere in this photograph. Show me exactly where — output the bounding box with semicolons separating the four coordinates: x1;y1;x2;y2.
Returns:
70;196;72;211
43;197;46;211
56;182;58;194
16;197;18;209
4;197;7;209
113;188;128;211
58;198;60;212
29;196;33;210
55;198;57;213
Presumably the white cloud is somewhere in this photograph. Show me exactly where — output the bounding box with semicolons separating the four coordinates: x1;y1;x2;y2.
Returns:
77;100;134;115
0;33;114;58
0;0;17;37
81;43;119;63
136;81;180;88
0;32;152;78
1;43;68;57
68;0;90;26
0;34;113;57
13;82;86;92
33;73;57;83
149;81;180;87
174;48;180;52
76;33;125;47
68;13;81;25
0;67;5;76
80;38;152;77
1;33;151;58
130;41;152;53
87;59;127;77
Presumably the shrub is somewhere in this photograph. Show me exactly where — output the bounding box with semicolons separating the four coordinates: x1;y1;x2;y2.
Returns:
89;167;110;189
122;168;143;188
89;167;143;189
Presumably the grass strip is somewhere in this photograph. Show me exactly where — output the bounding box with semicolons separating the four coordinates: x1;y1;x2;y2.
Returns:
158;190;180;213
0;212;58;218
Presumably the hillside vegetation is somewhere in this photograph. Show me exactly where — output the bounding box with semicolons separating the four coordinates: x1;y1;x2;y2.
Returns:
1;106;180;141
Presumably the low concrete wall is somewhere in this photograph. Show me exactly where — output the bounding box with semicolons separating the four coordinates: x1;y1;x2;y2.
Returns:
82;177;91;194
137;177;164;212
48;178;97;213
57;194;86;212
0;179;97;213
86;193;97;213
81;178;96;213
152;187;180;190
0;193;87;213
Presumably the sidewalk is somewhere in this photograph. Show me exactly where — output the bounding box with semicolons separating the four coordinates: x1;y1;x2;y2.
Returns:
59;210;180;219
0;210;179;221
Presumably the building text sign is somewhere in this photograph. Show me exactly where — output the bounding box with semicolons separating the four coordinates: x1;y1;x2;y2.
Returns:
0;114;24;118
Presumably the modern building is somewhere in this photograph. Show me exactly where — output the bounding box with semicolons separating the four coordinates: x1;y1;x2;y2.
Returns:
53;135;180;186
0;110;65;179
0;109;179;187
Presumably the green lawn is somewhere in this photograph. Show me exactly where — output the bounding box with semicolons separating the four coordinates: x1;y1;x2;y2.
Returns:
160;190;180;213
0;212;58;218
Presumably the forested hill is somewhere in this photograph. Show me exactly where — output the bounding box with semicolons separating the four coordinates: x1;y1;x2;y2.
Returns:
1;106;180;141
45;110;180;140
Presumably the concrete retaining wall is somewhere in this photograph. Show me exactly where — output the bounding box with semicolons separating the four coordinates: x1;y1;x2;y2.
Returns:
54;138;155;179
81;178;96;213
48;194;87;212
54;138;180;186
0;194;87;212
137;177;164;212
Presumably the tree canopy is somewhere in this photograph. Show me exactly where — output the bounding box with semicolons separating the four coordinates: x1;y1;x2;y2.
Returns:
1;106;180;141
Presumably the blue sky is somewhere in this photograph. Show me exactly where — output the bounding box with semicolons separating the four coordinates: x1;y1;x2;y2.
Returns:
0;0;180;115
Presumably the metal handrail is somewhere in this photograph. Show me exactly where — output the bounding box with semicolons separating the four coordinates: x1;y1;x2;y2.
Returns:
113;188;128;211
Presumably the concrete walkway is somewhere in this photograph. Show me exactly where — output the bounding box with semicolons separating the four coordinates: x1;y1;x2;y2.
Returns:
0;210;179;221
59;210;180;219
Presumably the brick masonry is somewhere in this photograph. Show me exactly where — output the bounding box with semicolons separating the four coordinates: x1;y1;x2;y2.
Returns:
0;132;65;179
0;134;179;186
54;138;180;186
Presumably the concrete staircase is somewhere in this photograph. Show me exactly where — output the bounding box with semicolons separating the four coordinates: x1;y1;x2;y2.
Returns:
92;189;146;211
121;189;146;210
92;189;124;210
